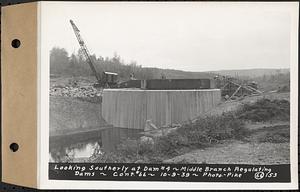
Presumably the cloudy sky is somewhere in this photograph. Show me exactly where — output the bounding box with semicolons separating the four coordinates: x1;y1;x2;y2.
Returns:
41;2;297;72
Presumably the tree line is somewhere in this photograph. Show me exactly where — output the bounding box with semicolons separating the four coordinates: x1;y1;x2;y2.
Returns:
50;47;164;81
50;47;289;89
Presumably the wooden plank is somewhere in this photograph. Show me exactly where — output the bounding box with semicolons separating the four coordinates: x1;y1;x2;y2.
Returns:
102;89;221;130
229;85;242;99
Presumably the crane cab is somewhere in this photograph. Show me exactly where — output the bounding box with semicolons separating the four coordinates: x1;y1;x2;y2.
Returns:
93;72;118;88
102;71;118;87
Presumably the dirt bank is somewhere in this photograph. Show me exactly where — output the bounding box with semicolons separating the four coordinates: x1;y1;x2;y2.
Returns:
163;140;289;164
164;123;290;164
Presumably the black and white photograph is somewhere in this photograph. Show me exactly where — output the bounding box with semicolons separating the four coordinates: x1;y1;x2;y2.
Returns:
41;1;298;188
1;1;298;190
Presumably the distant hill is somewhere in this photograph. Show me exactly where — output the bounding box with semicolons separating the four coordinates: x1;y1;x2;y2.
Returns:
141;67;216;80
139;68;290;80
208;68;290;78
50;47;290;81
50;47;216;81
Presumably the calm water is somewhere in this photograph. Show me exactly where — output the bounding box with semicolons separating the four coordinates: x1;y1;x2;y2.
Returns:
49;141;102;162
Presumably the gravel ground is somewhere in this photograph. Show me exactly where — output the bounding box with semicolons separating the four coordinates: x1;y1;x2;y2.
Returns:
163;140;290;164
163;122;290;164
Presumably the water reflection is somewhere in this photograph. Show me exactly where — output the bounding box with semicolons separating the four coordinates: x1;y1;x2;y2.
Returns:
49;141;102;162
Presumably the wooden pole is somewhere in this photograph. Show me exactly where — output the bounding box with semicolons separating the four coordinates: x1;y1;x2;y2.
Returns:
229;85;242;99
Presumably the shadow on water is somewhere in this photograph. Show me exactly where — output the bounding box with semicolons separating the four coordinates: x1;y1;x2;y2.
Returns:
49;127;143;162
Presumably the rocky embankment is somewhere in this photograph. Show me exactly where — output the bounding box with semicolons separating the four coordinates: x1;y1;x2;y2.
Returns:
50;84;102;97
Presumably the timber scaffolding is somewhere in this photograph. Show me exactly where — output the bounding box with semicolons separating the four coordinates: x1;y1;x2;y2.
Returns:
214;75;262;99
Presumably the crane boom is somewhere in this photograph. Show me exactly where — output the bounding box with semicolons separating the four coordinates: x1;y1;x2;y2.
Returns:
69;20;101;82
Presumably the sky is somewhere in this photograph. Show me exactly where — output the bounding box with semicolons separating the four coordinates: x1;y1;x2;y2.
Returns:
41;2;297;72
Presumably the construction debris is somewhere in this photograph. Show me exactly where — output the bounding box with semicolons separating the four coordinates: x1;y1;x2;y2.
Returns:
142;123;181;138
144;120;159;131
50;85;102;97
214;75;262;100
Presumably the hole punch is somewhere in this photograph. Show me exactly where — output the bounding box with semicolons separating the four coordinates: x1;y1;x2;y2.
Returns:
9;143;19;152
11;39;21;48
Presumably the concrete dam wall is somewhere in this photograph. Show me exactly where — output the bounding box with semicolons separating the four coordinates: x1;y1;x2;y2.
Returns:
102;89;221;130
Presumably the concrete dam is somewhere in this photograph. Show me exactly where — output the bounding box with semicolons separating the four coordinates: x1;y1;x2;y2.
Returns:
49;86;221;161
102;89;221;130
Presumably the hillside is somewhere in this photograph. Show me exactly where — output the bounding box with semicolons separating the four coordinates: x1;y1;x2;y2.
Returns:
50;47;216;80
209;68;289;78
137;67;216;80
50;47;290;84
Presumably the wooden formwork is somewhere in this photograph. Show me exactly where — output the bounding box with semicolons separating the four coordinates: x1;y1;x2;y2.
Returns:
102;89;221;130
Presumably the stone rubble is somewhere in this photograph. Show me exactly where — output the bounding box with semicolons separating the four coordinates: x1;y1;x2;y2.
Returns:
50;85;102;97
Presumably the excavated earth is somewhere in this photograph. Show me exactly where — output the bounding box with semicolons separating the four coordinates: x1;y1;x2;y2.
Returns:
163;92;290;165
163;123;290;164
